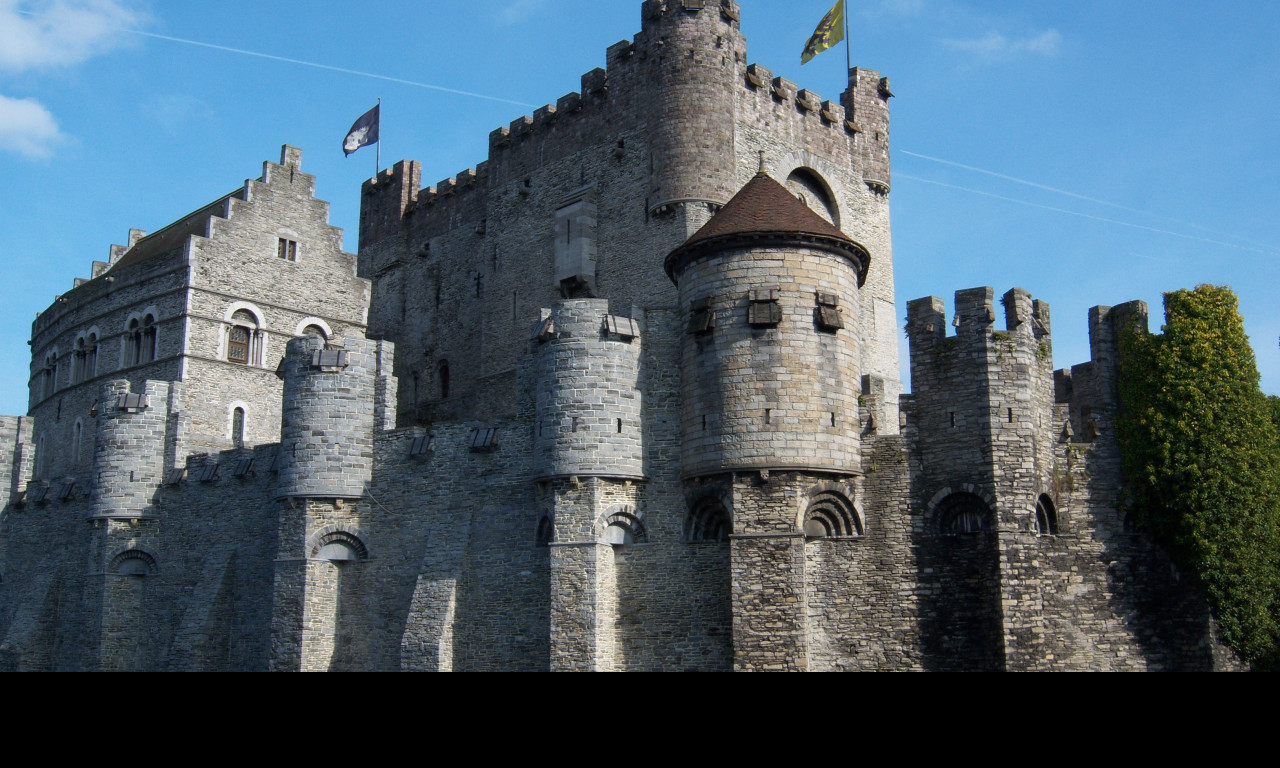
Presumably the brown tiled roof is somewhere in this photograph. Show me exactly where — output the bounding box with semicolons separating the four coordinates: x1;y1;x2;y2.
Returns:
664;173;869;285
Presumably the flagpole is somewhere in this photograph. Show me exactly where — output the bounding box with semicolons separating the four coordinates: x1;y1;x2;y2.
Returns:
844;0;851;74
376;97;381;176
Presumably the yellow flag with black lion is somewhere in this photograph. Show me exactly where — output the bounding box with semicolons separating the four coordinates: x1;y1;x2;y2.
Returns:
802;0;846;65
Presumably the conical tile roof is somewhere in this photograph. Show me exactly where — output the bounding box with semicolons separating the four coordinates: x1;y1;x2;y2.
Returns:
664;173;869;285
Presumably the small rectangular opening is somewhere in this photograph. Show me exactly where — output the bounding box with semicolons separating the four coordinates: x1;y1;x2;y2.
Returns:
765;409;771;424
617;418;623;434
277;238;298;261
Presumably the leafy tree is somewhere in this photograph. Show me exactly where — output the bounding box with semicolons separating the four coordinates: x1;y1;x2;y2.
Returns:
1115;285;1280;669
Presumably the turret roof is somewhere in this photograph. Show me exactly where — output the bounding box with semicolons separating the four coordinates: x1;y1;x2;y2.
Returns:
664;172;869;285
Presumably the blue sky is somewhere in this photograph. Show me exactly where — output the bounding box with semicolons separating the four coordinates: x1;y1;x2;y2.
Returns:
1;0;1277;416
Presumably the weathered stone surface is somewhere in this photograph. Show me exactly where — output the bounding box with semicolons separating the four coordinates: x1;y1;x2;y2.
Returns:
0;0;1240;672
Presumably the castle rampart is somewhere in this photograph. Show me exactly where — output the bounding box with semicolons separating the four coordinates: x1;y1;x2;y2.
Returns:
0;0;1246;672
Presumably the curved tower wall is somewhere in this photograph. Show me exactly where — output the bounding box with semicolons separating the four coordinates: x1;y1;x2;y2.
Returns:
277;336;389;499
90;379;172;519
639;0;745;214
677;244;863;478
534;299;644;480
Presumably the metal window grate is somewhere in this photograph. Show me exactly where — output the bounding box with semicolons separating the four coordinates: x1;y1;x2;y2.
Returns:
410;435;435;457
196;463;219;483
57;482;76;501
28;486;49;504
165;468;186;486
12;491;25;507
232;458;255;477
266;452;282;473
470;428;499;452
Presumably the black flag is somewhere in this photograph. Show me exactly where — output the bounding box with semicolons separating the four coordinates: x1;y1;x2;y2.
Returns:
343;104;380;156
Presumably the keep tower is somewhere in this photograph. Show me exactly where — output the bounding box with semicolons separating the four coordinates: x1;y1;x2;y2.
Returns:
638;0;746;237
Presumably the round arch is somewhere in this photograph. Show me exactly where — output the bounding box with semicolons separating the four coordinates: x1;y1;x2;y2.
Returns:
598;505;646;546
110;548;159;576
293;317;333;339
308;525;370;562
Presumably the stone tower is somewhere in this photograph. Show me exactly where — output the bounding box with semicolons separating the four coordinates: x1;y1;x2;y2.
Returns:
270;335;396;672
666;172;871;670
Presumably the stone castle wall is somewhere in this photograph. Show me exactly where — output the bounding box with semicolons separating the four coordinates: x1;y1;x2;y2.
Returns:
0;0;1243;672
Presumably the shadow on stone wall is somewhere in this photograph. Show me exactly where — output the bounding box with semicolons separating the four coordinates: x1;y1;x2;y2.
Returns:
914;528;1005;671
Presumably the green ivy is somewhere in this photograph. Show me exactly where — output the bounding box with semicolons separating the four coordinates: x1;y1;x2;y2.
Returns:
1115;285;1280;669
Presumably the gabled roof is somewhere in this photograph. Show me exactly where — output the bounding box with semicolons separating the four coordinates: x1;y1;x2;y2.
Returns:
664;172;870;285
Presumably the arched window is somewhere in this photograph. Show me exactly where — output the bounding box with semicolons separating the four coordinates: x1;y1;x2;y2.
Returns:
785;167;840;227
42;352;57;399
140;314;157;363
536;515;554;548
438;360;450;400
86;332;98;380
301;324;327;340
601;509;646;547
231;407;246;448
936;492;992;535
1034;494;1058;536
73;338;87;384
311;531;369;563
227;309;259;365
71;420;82;465
124;318;142;367
686;497;732;542
803;490;861;538
110;549;158;577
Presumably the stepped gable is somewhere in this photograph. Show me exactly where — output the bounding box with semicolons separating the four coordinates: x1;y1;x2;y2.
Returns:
664;172;870;285
109;191;243;272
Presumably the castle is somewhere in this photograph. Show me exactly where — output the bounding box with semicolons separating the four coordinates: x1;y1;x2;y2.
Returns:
0;0;1241;671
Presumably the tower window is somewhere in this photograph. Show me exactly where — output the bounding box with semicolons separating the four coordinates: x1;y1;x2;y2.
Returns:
226;309;261;366
748;287;782;327
141;315;157;363
1034;495;1059;536
278;238;298;261
438;360;450;399
815;292;844;331
688;297;716;335
231;407;246;448
228;327;250;363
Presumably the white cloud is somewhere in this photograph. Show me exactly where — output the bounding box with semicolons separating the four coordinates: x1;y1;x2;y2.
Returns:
945;29;1062;61
0;0;146;72
498;0;546;25
0;93;65;158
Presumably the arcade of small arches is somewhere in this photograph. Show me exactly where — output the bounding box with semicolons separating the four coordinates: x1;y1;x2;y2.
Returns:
927;488;1060;537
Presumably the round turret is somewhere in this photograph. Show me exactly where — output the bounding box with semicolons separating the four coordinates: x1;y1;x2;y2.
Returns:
667;173;870;478
277;336;381;500
90;380;171;519
534;299;644;481
639;0;745;219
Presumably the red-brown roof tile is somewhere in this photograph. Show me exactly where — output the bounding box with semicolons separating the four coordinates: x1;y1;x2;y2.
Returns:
664;173;869;285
